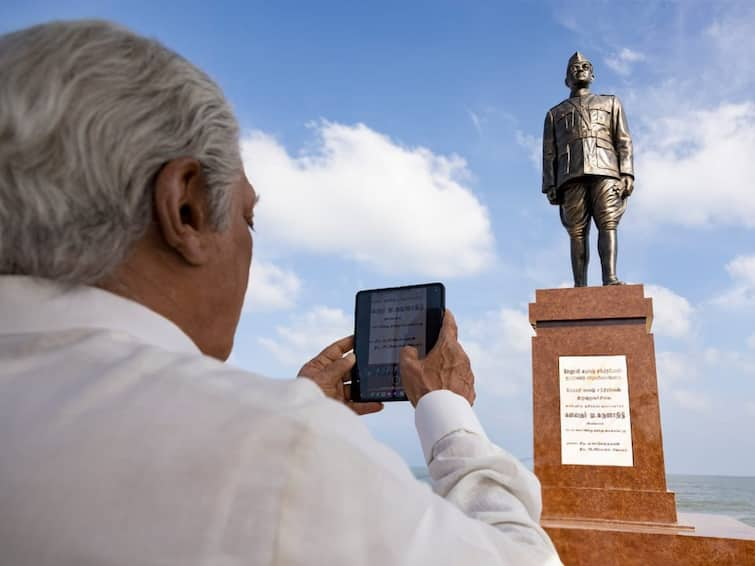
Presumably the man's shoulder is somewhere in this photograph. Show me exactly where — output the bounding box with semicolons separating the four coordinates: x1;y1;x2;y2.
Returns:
0;328;397;562
118;332;329;414
2;325;329;417
1;325;369;473
1;324;381;463
549;94;618;112
591;93;621;108
96;328;364;431
547;98;571;115
83;330;400;481
548;96;586;115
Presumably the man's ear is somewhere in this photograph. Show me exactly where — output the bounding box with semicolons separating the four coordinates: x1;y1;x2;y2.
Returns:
153;157;211;266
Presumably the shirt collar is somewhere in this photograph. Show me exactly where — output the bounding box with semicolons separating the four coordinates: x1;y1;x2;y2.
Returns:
0;275;200;355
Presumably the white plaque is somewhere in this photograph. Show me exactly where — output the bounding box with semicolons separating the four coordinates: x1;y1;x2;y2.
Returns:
559;355;633;467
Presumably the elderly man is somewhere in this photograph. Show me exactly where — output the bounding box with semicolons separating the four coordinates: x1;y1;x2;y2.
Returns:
0;21;561;565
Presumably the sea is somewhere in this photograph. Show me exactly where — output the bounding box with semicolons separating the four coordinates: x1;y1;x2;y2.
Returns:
411;468;755;528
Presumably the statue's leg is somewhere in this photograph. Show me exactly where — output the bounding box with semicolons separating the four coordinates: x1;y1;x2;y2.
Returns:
559;181;590;287
570;229;589;287
593;178;627;285
598;229;622;285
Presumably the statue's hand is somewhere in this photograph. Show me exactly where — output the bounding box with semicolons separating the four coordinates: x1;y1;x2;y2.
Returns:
621;175;634;199
546;187;559;205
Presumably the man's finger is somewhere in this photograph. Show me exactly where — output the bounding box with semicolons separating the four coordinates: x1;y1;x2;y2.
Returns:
342;384;383;415
319;353;355;383
320;335;355;362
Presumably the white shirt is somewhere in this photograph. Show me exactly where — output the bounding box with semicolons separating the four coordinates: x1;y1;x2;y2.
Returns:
0;276;561;565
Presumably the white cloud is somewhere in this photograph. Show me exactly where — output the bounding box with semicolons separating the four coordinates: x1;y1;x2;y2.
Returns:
242;122;495;278
461;307;534;397
604;47;645;76
655;351;714;415
747;334;755;349
515;130;541;170
705;6;755;91
242;260;301;312
258;306;352;368
702;347;755;376
633;103;755;229
713;254;755;307
671;389;711;412
260;303;537;396
258;303;539;398
656;351;698;386
726;255;755;286
657;346;755;412
654;348;755;413
644;284;694;339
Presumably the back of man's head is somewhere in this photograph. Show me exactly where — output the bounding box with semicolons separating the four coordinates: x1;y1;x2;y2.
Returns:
0;20;241;285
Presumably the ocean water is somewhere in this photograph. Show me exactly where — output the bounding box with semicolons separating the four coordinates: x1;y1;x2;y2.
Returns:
411;468;755;527
667;474;755;527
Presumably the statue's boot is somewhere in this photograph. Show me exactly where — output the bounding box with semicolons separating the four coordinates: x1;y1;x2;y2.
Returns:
599;229;624;285
570;236;589;287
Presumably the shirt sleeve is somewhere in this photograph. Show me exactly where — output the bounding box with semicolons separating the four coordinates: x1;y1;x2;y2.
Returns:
612;96;634;178
279;389;563;566
415;389;486;463
542;109;557;193
417;390;556;554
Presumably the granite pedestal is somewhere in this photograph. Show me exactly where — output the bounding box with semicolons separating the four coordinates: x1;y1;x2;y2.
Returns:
530;285;755;565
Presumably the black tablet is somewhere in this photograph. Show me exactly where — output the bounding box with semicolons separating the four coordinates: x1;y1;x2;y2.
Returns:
351;283;445;402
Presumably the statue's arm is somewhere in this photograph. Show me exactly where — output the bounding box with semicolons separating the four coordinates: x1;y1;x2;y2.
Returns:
542;111;558;203
612;96;634;179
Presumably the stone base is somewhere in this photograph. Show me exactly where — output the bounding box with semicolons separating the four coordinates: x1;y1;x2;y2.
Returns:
543;513;755;565
529;285;755;564
542;486;678;523
529;285;677;524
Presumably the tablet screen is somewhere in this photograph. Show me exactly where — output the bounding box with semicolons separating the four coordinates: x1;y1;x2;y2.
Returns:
353;283;444;402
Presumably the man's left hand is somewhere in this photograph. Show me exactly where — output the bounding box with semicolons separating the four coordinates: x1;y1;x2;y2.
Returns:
621;175;634;199
298;336;384;416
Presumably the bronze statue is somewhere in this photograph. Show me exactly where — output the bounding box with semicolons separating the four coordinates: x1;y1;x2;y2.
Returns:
542;52;634;286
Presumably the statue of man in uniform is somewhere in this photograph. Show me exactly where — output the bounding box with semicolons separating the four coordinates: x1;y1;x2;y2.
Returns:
542;52;634;286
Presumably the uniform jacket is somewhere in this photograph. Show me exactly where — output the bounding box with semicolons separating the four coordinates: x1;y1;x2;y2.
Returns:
542;93;633;193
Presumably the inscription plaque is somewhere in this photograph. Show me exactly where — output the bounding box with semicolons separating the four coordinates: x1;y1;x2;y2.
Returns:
559;355;633;466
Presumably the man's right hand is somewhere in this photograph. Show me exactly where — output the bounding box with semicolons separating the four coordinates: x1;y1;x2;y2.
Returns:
546;188;559;205
399;310;476;407
621;175;634;199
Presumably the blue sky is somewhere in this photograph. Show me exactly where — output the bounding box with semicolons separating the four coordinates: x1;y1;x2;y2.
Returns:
3;1;754;475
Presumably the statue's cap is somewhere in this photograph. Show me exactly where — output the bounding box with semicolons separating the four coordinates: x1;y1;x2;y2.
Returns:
567;51;591;67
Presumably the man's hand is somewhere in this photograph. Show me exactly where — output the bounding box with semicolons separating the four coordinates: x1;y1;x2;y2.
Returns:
298;336;384;416
399;310;476;407
621;175;634;199
546;187;559;205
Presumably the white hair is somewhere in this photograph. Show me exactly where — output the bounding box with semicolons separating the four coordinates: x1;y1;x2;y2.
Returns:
0;20;242;284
